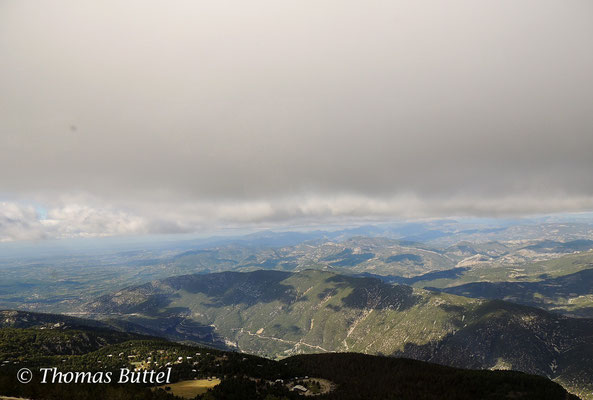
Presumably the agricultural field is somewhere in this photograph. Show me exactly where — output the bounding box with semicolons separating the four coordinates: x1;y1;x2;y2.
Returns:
155;378;221;398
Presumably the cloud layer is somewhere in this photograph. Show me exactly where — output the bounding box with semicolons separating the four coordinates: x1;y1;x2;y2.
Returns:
4;193;593;242
1;1;592;240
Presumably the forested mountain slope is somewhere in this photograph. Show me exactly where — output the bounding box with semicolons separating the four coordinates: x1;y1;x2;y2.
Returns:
84;270;593;398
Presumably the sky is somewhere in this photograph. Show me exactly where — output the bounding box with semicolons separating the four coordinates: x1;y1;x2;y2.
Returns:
1;0;593;241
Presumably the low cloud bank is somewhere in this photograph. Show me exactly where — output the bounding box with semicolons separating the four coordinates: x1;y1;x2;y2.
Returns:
2;193;593;242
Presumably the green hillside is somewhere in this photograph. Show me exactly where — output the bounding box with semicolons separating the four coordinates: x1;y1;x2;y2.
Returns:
84;269;593;399
414;251;593;289
0;310;160;361
0;323;580;400
434;268;593;318
407;252;593;319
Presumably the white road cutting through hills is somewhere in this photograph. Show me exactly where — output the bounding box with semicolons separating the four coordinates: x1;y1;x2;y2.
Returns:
239;328;329;352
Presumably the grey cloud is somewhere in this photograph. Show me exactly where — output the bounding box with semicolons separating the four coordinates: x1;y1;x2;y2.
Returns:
1;0;593;240
5;194;593;242
0;202;47;242
0;201;153;241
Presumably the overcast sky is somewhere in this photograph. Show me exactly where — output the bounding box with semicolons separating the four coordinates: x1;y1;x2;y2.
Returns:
1;0;592;241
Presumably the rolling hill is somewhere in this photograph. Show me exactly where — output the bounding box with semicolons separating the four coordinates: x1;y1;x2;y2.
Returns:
0;310;159;360
433;268;593;318
0;319;580;400
83;269;593;399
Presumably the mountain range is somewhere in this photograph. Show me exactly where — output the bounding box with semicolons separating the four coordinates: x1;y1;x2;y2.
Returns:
83;269;593;399
0;310;581;400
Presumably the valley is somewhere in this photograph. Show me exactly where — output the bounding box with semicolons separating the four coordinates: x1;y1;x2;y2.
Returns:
0;311;581;400
2;224;593;399
81;269;593;398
